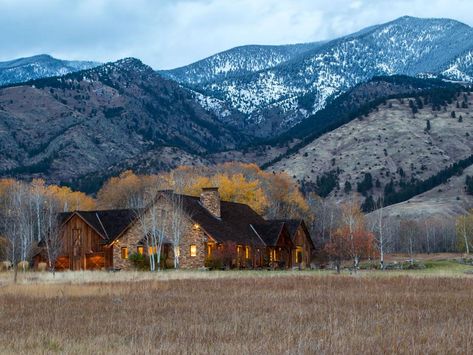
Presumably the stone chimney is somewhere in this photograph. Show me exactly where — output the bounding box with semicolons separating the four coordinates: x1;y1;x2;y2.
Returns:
200;187;221;218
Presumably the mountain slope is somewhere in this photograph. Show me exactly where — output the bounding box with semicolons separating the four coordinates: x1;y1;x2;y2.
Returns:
0;58;248;184
375;163;473;221
158;42;325;85
168;17;473;136
268;87;473;207
0;54;100;86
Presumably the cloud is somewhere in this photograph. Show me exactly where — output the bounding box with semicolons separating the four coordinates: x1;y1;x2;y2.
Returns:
0;0;472;69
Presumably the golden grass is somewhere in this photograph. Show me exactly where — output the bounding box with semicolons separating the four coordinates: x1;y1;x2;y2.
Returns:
1;273;473;354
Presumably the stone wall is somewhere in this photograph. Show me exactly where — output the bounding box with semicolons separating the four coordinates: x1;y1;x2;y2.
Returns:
200;187;221;218
178;224;207;269
112;195;209;270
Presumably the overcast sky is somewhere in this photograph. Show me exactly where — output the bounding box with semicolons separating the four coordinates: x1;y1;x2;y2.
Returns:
1;0;472;70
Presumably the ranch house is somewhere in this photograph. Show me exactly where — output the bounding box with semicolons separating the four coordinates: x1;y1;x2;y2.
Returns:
35;187;315;270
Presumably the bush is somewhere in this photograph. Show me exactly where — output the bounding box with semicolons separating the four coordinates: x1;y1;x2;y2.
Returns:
128;252;147;270
205;256;223;270
384;261;426;270
37;262;48;272
18;261;30;271
0;261;12;272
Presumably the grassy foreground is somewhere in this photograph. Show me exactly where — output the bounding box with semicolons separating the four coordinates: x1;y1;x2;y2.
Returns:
1;263;473;354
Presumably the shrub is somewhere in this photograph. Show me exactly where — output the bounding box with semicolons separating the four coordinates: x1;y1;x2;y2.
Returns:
37;262;48;272
0;261;12;272
18;261;30;271
205;256;223;270
128;252;147;270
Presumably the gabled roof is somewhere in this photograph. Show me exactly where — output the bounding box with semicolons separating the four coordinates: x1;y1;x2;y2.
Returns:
60;209;137;244
270;219;315;249
160;192;267;246
251;222;286;246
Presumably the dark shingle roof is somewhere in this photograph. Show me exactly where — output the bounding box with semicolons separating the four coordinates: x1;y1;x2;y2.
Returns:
172;194;267;246
60;209;137;243
270;219;301;237
251;222;286;246
270;219;315;249
60;193;306;249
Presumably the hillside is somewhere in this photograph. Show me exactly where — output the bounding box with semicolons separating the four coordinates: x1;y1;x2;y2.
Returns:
167;16;473;136
0;54;99;86
269;90;473;208
378;164;473;220
0;58;248;185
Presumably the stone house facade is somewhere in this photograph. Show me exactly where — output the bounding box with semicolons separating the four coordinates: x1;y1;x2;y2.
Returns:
38;187;315;270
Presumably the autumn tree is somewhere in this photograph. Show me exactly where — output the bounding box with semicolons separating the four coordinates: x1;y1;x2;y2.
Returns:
101;163;309;220
97;170;160;209
324;199;376;273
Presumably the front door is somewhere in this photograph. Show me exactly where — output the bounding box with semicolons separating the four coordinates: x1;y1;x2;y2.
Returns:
71;228;82;270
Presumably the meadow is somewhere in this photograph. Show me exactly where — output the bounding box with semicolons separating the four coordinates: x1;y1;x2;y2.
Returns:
1;259;473;354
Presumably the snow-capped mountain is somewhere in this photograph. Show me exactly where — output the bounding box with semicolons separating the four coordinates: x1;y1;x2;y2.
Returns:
162;16;473;136
158;42;325;85
0;54;100;86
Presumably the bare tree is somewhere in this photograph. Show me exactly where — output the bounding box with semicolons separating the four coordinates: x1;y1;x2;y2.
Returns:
456;212;473;255
399;220;421;265
43;196;62;274
31;179;46;243
169;193;187;269
367;198;392;270
2;182;36;281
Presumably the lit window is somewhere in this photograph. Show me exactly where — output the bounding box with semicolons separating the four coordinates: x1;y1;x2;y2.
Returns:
190;244;197;257
121;247;128;259
245;246;250;259
148;246;156;255
207;243;212;257
295;246;303;263
137;246;144;255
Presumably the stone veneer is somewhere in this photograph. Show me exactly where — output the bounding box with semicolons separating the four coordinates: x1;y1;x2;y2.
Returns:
112;194;209;270
200;187;220;218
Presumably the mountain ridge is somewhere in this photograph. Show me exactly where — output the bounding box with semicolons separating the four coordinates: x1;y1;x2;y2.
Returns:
161;16;473;136
0;54;100;86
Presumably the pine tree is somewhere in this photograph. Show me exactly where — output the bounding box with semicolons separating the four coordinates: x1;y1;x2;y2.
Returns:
344;181;352;194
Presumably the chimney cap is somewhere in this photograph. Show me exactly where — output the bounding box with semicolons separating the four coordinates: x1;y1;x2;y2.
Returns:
201;187;219;191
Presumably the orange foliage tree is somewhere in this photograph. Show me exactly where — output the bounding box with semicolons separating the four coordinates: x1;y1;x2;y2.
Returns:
324;199;376;273
96;163;309;219
96;171;162;209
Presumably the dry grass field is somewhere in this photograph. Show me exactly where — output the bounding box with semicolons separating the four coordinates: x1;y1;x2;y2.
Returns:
1;264;473;354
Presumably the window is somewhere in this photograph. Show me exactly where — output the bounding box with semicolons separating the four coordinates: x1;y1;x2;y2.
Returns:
245;246;250;259
207;243;213;257
137;246;144;255
295;246;303;264
190;244;197;257
148;246;156;255
121;247;128;259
